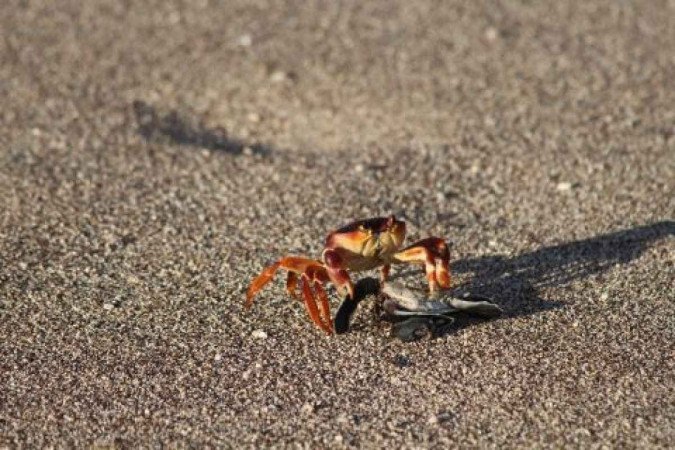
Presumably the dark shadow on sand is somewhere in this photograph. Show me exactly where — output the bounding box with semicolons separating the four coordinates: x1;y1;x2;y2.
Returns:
451;220;673;310
345;221;673;338
132;100;272;156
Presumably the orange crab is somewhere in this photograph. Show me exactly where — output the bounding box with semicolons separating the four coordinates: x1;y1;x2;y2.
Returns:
245;216;451;334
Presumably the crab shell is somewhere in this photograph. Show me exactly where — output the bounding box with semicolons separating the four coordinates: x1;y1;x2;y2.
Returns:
323;215;407;271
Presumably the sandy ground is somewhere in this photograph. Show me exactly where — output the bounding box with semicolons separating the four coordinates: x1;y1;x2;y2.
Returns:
1;0;674;447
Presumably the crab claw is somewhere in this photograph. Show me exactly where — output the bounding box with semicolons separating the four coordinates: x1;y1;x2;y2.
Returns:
322;248;355;300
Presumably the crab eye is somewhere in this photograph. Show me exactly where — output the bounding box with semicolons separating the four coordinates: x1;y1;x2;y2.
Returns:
358;225;373;236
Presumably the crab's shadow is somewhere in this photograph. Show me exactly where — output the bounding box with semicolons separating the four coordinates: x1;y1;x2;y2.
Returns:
347;220;673;339
132;100;272;156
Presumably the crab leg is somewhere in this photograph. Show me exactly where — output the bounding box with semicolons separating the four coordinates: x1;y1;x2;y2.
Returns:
393;246;437;290
311;276;333;333
245;256;325;307
246;261;281;307
286;272;300;300
392;237;451;293
379;264;391;284
435;255;451;289
300;276;333;334
303;265;334;332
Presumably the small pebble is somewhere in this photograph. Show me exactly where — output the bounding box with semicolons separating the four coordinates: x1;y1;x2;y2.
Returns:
251;330;268;339
236;34;252;47
556;181;573;191
270;71;287;83
485;27;499;41
102;303;114;311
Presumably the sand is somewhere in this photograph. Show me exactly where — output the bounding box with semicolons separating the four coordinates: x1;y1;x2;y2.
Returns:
1;0;674;447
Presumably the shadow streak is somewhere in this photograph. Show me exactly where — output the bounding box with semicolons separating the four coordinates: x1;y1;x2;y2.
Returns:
132;100;272;156
453;220;672;292
380;220;673;338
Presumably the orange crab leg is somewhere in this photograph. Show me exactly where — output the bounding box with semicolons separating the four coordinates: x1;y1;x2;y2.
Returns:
245;256;325;307
379;264;391;284
435;250;451;289
393;237;451;293
429;238;451;289
300;276;333;334
393;247;438;290
246;261;281;307
301;264;334;332
314;283;333;332
286;272;300;300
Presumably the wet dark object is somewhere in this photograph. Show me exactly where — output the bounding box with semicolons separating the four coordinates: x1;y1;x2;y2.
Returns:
334;277;380;334
335;277;503;340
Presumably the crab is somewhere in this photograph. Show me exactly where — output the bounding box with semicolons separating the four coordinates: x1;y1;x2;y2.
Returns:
245;215;451;334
